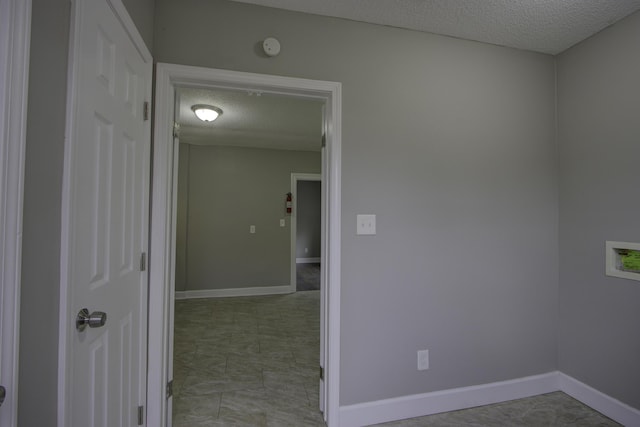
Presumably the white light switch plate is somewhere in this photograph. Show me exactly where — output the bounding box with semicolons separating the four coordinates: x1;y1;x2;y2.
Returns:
357;214;376;235
250;225;256;234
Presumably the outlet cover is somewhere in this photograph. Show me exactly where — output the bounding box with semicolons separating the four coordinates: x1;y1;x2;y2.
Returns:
417;350;429;371
356;214;376;235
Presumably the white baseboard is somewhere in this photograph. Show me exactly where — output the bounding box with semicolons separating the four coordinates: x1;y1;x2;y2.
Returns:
339;372;558;427
174;285;292;300
338;371;640;427
558;373;640;427
296;257;321;264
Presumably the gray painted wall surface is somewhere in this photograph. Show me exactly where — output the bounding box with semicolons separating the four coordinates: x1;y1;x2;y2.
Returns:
155;0;559;405
18;0;154;425
177;144;320;291
557;10;640;409
121;0;155;52
19;0;69;425
296;180;321;258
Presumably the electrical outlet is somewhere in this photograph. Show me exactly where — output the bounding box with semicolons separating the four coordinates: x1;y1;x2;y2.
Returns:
417;349;429;371
250;225;256;234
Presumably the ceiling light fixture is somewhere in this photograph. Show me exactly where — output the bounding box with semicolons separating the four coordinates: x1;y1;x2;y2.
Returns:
191;104;223;122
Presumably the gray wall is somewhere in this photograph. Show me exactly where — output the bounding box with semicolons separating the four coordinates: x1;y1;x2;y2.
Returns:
155;0;559;405
176;144;320;291
121;0;155;52
296;180;321;259
557;10;640;409
18;1;154;425
19;0;69;424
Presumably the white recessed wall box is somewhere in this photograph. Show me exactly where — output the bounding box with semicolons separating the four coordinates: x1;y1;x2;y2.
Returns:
605;241;640;281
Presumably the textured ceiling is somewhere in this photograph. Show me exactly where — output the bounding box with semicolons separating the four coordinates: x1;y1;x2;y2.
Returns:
178;87;323;151
229;0;640;54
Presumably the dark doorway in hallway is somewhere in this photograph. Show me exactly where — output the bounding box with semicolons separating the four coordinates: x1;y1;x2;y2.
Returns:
296;263;320;291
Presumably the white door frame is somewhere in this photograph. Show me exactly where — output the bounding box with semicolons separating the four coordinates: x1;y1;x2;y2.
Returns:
0;0;31;425
289;173;322;292
148;63;342;426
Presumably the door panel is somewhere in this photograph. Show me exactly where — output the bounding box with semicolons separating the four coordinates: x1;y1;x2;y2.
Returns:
63;0;151;425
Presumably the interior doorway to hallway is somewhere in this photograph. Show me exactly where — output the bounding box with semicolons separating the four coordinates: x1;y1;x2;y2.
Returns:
170;86;324;424
148;63;342;426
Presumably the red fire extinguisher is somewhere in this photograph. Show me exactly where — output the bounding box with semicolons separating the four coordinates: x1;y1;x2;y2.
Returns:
286;192;292;214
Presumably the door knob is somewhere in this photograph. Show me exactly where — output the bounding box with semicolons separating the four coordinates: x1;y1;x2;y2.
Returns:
76;308;107;332
0;385;6;407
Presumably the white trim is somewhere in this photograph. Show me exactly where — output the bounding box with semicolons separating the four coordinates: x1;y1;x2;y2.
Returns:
147;64;174;427
558;373;640;427
58;1;152;426
175;286;292;300
290;172;322;293
296;257;321;264
338;371;640;427
0;0;31;425
148;63;342;427
605;241;640;281
339;372;558;427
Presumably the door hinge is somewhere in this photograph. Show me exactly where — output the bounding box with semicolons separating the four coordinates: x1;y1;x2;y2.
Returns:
166;379;173;398
321;133;326;148
173;122;181;138
143;101;150;121
139;252;147;272
137;405;144;425
319;366;324;380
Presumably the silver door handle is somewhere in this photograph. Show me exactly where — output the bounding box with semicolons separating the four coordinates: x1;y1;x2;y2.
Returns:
76;308;107;331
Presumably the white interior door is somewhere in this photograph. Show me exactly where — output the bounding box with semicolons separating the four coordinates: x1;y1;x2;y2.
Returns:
60;0;152;425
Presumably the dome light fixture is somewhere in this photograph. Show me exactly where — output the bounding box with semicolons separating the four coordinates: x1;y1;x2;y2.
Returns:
191;104;223;122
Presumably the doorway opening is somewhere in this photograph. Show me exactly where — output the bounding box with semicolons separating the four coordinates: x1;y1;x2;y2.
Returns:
291;173;322;293
148;64;342;426
171;86;323;424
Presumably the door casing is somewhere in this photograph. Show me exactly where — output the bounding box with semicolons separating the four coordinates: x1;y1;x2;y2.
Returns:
0;0;31;425
148;63;342;426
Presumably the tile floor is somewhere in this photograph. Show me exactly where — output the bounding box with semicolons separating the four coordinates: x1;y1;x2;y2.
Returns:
172;291;620;427
373;392;620;426
172;291;325;426
296;263;321;291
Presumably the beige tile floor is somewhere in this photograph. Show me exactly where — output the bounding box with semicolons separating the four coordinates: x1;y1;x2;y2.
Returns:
172;291;620;427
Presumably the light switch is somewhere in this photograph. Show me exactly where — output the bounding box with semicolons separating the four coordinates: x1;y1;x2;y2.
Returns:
356;214;376;235
250;225;256;234
280;219;286;227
